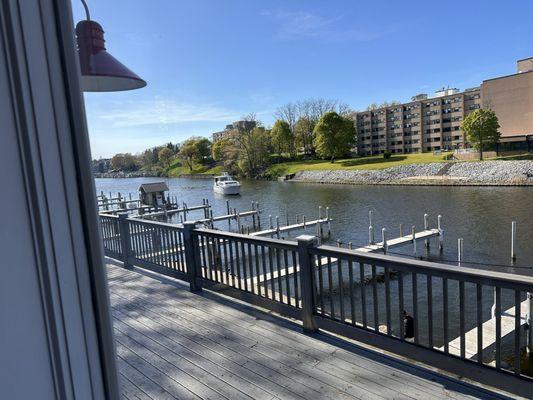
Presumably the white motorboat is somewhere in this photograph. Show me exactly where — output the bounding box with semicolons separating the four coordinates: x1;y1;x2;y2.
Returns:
213;172;241;195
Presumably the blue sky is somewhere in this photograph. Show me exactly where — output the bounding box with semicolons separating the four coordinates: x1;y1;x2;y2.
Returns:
72;1;533;158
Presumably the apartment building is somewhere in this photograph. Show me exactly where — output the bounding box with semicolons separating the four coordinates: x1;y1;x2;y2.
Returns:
356;58;533;156
212;120;257;142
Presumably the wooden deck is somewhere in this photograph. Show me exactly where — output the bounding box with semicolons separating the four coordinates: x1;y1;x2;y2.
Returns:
106;264;507;400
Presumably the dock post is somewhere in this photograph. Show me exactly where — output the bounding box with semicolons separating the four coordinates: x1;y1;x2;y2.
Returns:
348;242;353;250
276;216;280;238
226;200;230;215
399;223;404;238
424;213;429;249
412;226;417;256
118;213;132;269
297;235;318;332
438;215;444;253
256;202;261;228
237;212;242;233
457;238;463;266
183;222;202;292
369;211;375;244
303;215;306;230
162;203;168;218
511;221;517;261
382;228;388;254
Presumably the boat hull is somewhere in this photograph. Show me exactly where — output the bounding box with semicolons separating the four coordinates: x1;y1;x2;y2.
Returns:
213;184;240;195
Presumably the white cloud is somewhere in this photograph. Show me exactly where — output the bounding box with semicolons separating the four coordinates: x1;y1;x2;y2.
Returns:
92;97;241;128
262;9;389;42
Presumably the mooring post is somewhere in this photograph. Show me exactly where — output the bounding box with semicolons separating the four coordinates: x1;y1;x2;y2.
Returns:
183;222;202;292
297;235;319;332
285;204;289;226
237;212;242;233
348;241;353;250
256;202;261;228
276;216;280;238
399;223;404;238
412;226;417;255
511;221;517;261
382;228;388;254
209;210;214;229
162;203;168;218
303;215;306;229
424;213;430;249
118;213;132;269
438;215;444;253
269;215;273;229
336;239;341;248
369;211;375;244
457;238;463;266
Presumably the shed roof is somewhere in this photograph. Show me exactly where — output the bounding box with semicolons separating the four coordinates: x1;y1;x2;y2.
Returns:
139;182;169;193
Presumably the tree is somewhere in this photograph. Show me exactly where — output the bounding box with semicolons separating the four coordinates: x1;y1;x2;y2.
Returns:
313;112;356;162
461;108;500;160
179;138;200;171
229;114;272;176
194;137;212;164
294;117;315;156
158;147;174;168
366;101;401;111
270;120;292;161
110;153;138;171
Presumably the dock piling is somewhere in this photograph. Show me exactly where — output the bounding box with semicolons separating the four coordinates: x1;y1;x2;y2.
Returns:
511;221;517;261
457;238;463;266
382;228;388;254
412;226;417;255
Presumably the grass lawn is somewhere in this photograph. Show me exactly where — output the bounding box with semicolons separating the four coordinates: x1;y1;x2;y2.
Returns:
265;152;452;178
166;159;223;177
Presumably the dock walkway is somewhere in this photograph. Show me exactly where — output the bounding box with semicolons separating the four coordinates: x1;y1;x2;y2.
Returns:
106;264;508;399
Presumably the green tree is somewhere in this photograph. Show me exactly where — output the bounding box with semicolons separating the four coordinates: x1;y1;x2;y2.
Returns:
461;108;500;160
194;137;212;164
179;138;200;171
270;120;292;161
110;153;138;171
158;147;174;168
294;117;315;156
313;112;356;162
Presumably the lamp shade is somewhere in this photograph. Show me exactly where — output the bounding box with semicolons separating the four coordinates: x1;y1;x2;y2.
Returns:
76;20;146;92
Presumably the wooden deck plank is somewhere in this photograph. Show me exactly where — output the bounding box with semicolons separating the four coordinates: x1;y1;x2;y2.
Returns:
107;264;499;400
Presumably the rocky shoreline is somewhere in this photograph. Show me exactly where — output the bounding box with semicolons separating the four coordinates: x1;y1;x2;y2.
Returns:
290;160;533;186
94;171;158;178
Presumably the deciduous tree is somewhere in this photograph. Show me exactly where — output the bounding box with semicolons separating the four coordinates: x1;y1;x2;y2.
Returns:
461;108;500;160
313;112;356;162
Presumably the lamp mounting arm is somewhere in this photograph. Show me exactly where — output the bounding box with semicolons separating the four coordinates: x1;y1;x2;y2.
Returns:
80;0;91;20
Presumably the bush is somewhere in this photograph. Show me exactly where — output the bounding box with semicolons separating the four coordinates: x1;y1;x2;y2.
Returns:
383;150;392;159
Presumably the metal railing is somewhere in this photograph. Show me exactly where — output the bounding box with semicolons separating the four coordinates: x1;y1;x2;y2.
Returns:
99;213;533;395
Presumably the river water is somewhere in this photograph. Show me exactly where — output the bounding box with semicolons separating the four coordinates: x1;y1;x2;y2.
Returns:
96;177;533;364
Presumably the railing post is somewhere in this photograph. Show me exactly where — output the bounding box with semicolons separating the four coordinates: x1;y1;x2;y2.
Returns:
118;213;132;269
183;221;202;292
297;234;318;333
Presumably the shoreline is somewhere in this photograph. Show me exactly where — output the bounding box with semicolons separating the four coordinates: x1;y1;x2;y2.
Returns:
288;160;533;187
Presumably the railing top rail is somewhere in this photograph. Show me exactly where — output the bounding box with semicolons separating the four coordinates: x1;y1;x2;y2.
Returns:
312;244;533;290
127;216;185;230
99;213;119;219
194;227;298;251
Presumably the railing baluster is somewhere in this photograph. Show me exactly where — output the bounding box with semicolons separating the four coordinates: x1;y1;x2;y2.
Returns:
349;260;356;326
412;272;418;344
327;257;335;318
253;244;260;296
234;240;242;289
459;280;465;358
284;249;291;303
443;278;449;353
318;256;325;315
398;271;404;340
276;248;283;303
495;287;502;370
338;259;345;322
228;239;235;287
268;247;275;300
221;238;229;284
372;264;378;332
476;283;483;364
360;262;367;328
241;242;248;292
292;250;299;308
427;275;433;348
514;290;521;376
261;246;269;299
385;266;391;335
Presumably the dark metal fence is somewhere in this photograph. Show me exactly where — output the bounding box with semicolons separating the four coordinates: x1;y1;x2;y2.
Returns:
99;214;533;393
